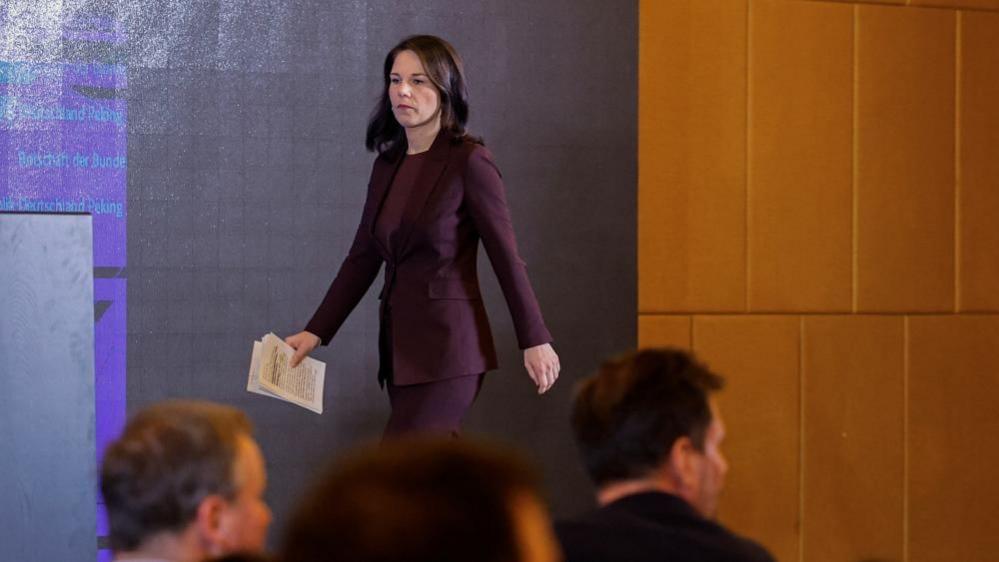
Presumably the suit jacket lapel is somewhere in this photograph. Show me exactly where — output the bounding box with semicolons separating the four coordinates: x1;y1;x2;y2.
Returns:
393;131;451;259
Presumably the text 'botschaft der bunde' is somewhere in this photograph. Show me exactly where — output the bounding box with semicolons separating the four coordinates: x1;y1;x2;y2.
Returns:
17;150;127;169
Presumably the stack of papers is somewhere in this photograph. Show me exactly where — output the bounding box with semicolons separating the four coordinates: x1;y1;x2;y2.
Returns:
247;333;325;414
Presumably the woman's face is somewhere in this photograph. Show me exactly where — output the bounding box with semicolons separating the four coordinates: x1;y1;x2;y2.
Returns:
389;49;442;130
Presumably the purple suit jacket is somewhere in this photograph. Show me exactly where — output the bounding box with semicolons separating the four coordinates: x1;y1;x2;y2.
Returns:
305;131;552;385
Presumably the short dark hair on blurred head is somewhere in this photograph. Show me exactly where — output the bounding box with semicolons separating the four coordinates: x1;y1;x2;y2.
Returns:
281;437;541;562
571;348;724;487
100;400;253;551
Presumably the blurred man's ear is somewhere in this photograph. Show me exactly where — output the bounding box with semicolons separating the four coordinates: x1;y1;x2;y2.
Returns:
195;494;227;555
667;436;698;491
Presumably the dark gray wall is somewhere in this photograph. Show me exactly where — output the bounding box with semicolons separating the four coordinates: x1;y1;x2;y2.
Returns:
0;213;96;562
123;0;635;539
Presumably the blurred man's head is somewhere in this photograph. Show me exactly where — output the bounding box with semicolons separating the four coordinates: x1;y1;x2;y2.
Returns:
100;400;271;561
571;348;727;518
281;437;561;562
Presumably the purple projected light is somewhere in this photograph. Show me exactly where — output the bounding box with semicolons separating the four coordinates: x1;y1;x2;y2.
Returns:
0;13;127;561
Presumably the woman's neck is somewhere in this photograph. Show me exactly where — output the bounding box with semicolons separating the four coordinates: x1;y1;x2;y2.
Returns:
404;117;442;155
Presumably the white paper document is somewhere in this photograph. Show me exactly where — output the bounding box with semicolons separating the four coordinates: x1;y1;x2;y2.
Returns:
247;333;325;414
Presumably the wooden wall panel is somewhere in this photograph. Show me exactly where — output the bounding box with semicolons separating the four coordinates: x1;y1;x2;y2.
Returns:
908;316;999;562
639;0;747;313
802;316;904;562
798;0;904;5
637;315;691;349
911;0;999;10
693;316;800;562
639;2;999;560
958;11;999;311
748;0;854;312
855;5;955;312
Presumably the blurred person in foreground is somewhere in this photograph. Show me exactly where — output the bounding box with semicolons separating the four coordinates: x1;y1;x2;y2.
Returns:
281;437;561;562
100;400;272;562
556;348;775;562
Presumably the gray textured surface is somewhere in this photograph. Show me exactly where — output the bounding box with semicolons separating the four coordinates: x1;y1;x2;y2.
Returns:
121;0;637;539
0;213;97;562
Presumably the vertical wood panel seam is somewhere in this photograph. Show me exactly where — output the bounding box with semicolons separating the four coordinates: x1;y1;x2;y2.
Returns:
852;4;860;314
955;11;962;313
691;315;698;351
903;315;910;562
798;315;806;562
745;0;753;313
688;314;694;349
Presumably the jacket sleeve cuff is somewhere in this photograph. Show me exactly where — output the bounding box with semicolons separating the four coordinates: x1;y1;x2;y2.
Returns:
304;320;333;346
517;328;553;350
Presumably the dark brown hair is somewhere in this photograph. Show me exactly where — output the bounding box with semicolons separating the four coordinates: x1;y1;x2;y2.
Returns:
365;35;479;160
281;437;542;562
99;400;253;551
571;348;724;487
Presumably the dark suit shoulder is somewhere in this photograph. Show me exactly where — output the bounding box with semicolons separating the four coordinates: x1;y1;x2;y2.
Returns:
452;137;488;160
460;142;503;181
555;494;775;562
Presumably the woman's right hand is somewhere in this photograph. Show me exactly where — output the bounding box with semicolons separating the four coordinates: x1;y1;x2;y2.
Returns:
286;331;321;368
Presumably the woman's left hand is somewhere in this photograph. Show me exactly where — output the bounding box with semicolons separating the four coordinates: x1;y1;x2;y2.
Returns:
524;343;560;394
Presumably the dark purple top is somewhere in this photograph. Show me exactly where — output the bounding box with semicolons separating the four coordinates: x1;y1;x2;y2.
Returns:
374;152;426;255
